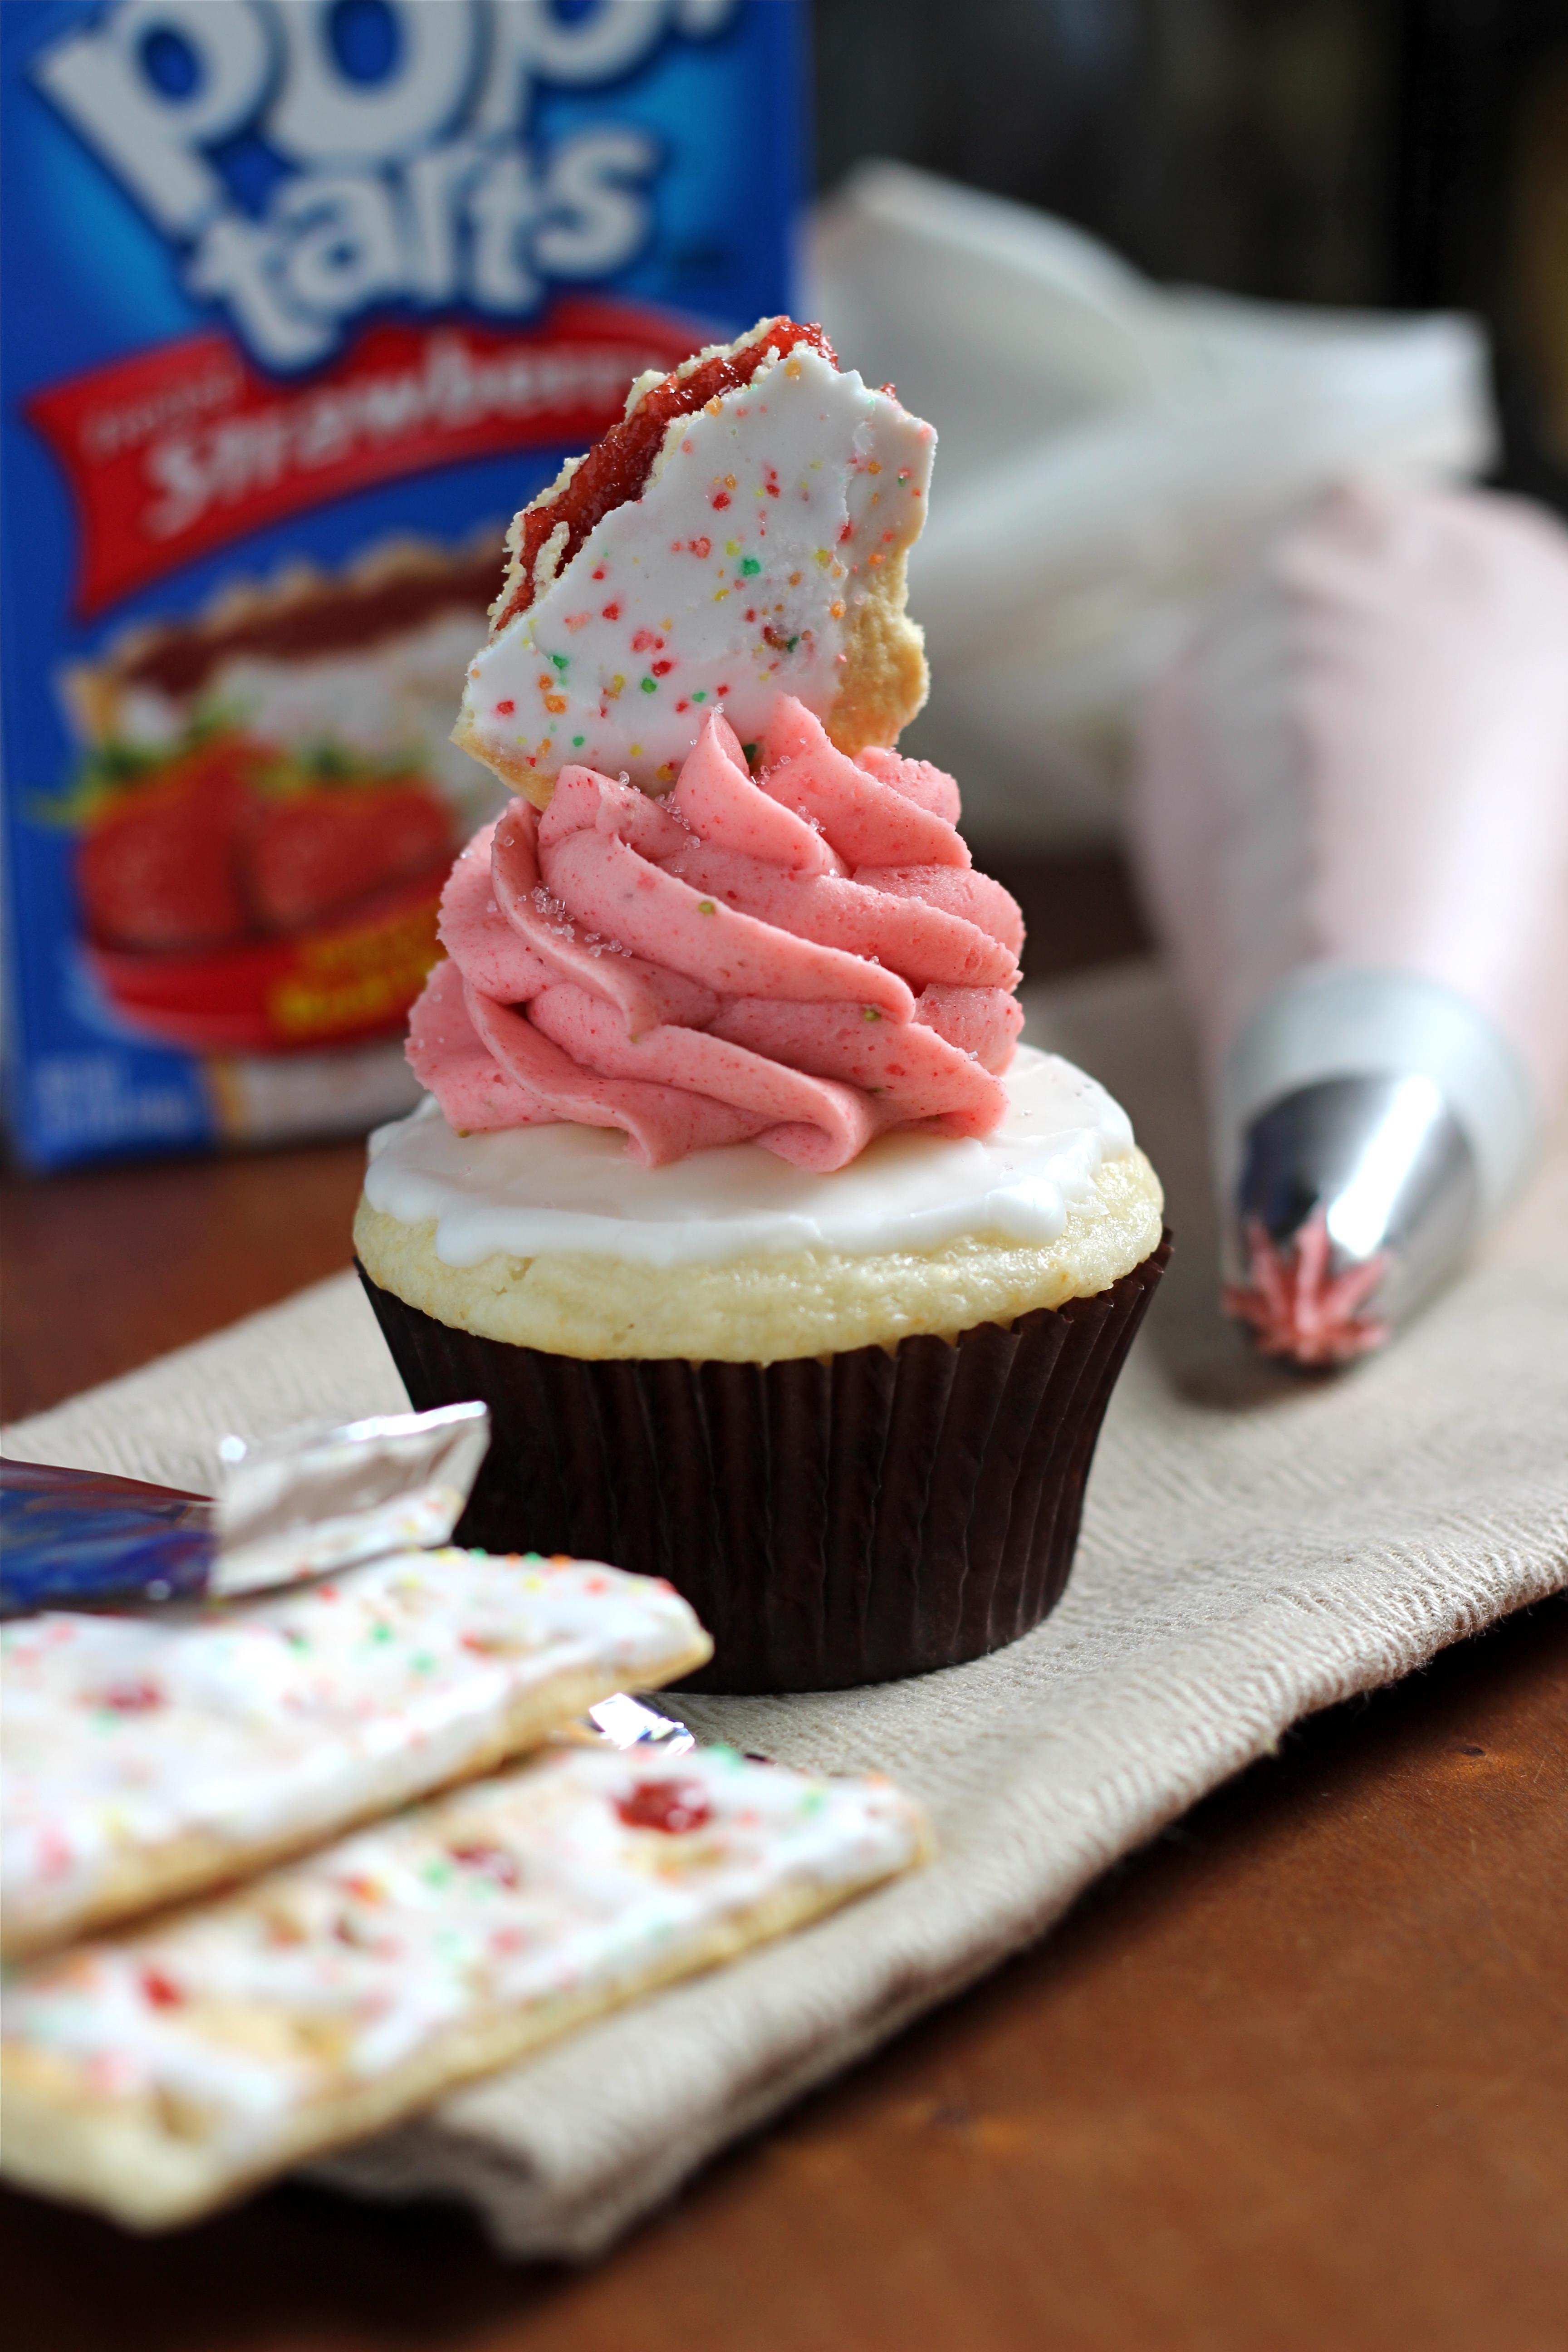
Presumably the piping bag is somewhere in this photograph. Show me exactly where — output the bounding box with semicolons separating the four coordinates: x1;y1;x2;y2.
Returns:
1132;480;1568;1365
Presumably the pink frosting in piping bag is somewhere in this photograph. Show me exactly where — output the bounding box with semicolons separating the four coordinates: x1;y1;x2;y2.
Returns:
1137;480;1568;1114
1133;478;1568;1362
408;701;1024;1170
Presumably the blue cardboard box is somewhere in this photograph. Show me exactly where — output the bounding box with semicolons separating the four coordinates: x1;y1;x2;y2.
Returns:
1;0;800;1167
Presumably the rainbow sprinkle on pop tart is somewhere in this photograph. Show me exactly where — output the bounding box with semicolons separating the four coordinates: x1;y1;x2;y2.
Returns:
455;321;935;802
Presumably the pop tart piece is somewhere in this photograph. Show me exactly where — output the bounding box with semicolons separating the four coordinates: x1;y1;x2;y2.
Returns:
2;1548;711;1959
0;1744;928;2229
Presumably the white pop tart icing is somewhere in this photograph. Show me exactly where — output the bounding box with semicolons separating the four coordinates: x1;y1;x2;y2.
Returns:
460;342;934;789
1;1548;706;1957
2;1747;924;2222
363;1043;1137;1269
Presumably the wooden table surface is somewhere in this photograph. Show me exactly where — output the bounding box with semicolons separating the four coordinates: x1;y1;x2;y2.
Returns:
3;854;1565;2352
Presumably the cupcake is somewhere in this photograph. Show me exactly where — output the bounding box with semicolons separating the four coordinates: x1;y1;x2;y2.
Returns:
355;318;1168;1692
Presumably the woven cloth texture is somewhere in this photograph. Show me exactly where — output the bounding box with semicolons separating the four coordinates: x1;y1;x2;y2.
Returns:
7;964;1565;2259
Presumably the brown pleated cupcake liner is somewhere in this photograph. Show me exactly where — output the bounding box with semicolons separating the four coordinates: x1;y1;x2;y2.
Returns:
357;1235;1171;1694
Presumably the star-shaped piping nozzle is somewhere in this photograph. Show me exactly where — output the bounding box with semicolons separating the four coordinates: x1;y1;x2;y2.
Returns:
1222;1206;1392;1367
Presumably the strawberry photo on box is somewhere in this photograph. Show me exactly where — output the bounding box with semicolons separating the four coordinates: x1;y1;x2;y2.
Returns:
57;544;504;1058
71;735;457;1054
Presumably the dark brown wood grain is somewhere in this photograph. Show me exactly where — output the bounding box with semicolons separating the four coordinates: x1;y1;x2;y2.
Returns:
2;848;1563;2349
0;1138;367;1426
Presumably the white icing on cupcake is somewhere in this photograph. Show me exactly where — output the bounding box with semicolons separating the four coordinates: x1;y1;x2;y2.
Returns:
365;1043;1136;1268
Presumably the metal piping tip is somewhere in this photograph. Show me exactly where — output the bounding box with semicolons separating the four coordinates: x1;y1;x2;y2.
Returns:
1222;1074;1480;1367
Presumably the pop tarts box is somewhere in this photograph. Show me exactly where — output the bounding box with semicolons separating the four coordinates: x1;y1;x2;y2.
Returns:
1;0;800;1168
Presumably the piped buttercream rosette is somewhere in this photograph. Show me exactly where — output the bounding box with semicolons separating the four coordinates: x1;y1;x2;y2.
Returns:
410;699;1024;1172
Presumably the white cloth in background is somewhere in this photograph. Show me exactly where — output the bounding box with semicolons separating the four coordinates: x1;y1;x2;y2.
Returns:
811;164;1493;845
6;964;1564;2259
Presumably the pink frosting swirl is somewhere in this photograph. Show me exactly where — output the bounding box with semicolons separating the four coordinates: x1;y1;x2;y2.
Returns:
408;699;1023;1171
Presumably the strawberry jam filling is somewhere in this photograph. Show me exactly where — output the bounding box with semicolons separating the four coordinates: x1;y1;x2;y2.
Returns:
494;318;837;631
616;1779;714;1835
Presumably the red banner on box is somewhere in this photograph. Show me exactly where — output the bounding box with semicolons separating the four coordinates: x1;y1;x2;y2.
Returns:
28;300;703;617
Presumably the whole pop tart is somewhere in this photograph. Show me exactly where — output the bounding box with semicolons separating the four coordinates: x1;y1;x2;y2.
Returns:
2;1744;926;2230
355;319;1169;1692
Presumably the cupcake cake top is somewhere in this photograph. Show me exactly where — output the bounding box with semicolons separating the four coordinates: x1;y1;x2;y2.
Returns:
408;319;1040;1180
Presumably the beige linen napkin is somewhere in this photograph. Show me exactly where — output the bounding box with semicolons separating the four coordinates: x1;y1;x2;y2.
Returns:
6;964;1565;2258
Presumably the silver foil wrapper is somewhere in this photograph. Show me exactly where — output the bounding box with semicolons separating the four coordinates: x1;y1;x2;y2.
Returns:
1;1402;490;1614
212;1402;491;1595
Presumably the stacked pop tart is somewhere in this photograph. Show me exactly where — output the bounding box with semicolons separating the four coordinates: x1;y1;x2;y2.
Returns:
0;1446;925;2230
